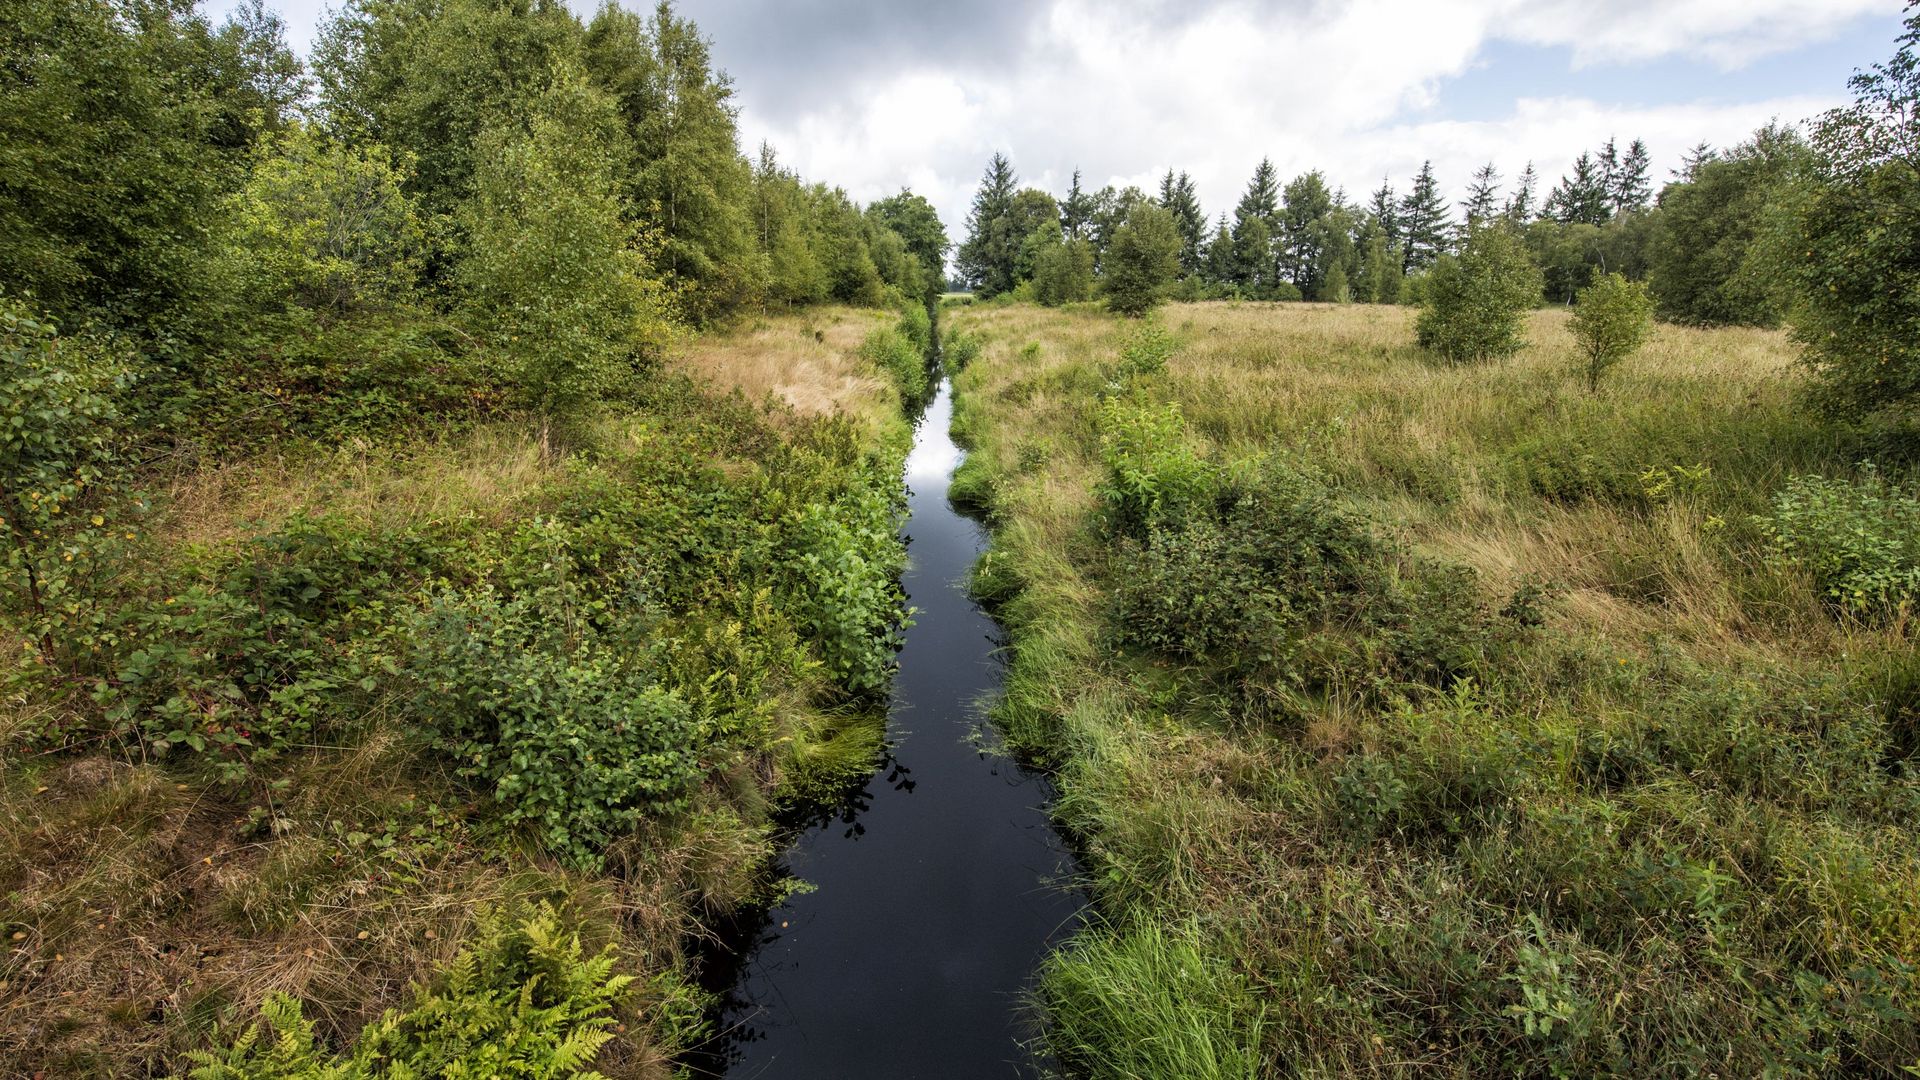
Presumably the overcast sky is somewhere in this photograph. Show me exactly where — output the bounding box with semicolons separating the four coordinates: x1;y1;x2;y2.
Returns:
224;0;1905;244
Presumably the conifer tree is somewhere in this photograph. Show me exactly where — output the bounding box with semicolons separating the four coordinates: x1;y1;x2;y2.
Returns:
1612;138;1652;214
956;152;1019;296
1201;214;1236;288
1369;179;1401;251
1399;161;1451;272
1463;163;1502;225
1236;158;1281;228
1061;169;1096;240
1544;152;1611;226
1158;170;1206;276
1505;163;1539;223
1677;141;1716;180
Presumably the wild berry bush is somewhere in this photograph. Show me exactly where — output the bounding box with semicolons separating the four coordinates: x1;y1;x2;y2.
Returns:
1756;468;1920;616
409;581;704;870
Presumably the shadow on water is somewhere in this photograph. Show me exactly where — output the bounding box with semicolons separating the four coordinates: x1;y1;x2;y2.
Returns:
687;380;1087;1079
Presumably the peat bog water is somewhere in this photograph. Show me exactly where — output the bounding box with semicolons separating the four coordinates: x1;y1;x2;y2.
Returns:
692;381;1086;1078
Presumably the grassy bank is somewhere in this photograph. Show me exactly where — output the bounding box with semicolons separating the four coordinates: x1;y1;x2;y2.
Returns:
1;307;917;1076
948;300;1919;1076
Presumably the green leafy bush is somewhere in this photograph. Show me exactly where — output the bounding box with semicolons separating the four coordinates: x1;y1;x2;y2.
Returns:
1416;224;1544;364
1096;396;1216;534
185;904;634;1079
781;466;911;696
0;299;135;668
216;126;425;320
941;325;982;373
409;581;704;869
1756;468;1920;615
860;324;931;409
1568;272;1654;391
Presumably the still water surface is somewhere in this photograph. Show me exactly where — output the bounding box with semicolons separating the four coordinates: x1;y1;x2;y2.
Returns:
696;381;1085;1078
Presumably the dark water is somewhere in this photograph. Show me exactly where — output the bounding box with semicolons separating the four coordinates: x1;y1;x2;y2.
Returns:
693;382;1085;1079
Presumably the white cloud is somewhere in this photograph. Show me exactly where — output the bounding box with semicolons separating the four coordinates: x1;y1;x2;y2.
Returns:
734;0;1887;238
211;0;1897;240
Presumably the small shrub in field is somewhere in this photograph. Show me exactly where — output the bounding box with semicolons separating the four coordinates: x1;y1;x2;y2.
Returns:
1756;468;1920;616
1569;273;1655;391
1114;319;1177;381
1416;224;1543;364
410;583;705;869
1095;395;1216;533
941;325;982;372
860;324;931;408
186;904;634;1078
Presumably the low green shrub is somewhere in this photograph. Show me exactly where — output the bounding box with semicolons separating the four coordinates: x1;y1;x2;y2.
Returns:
940;325;981;373
1095;395;1216;534
1756;467;1920;616
860;321;931;409
779;459;911;696
409;580;705;870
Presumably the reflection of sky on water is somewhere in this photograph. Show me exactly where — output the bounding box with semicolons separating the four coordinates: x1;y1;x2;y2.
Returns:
903;387;961;484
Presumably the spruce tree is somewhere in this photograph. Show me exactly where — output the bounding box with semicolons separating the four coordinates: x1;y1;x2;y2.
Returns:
1505;163;1539;223
1612;138;1652;214
1158;170;1206;276
1545;152;1610;226
1677;141;1716;180
1235;158;1281;228
1202;214;1236;289
1399;161;1451;272
955;152;1018;297
1061;168;1096;240
1463;163;1502;225
1369;179;1401;251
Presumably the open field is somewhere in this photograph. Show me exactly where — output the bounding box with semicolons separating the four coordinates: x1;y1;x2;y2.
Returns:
0;310;910;1075
947;299;1918;1077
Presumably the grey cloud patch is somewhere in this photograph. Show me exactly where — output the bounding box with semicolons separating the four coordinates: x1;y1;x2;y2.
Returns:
680;0;1247;124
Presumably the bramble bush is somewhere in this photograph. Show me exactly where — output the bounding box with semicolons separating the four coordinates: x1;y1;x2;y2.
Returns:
1756;467;1920;616
0;299;137;669
410;580;705;870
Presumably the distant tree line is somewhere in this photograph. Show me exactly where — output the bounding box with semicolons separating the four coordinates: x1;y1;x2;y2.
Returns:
955;133;1789;325
956;2;1919;430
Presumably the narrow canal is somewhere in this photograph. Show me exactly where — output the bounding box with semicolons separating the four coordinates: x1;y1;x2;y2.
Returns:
696;380;1086;1078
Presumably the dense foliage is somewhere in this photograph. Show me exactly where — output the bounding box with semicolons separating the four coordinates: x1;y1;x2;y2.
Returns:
1569;272;1656;391
0;0;929;1072
1415;224;1543;363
